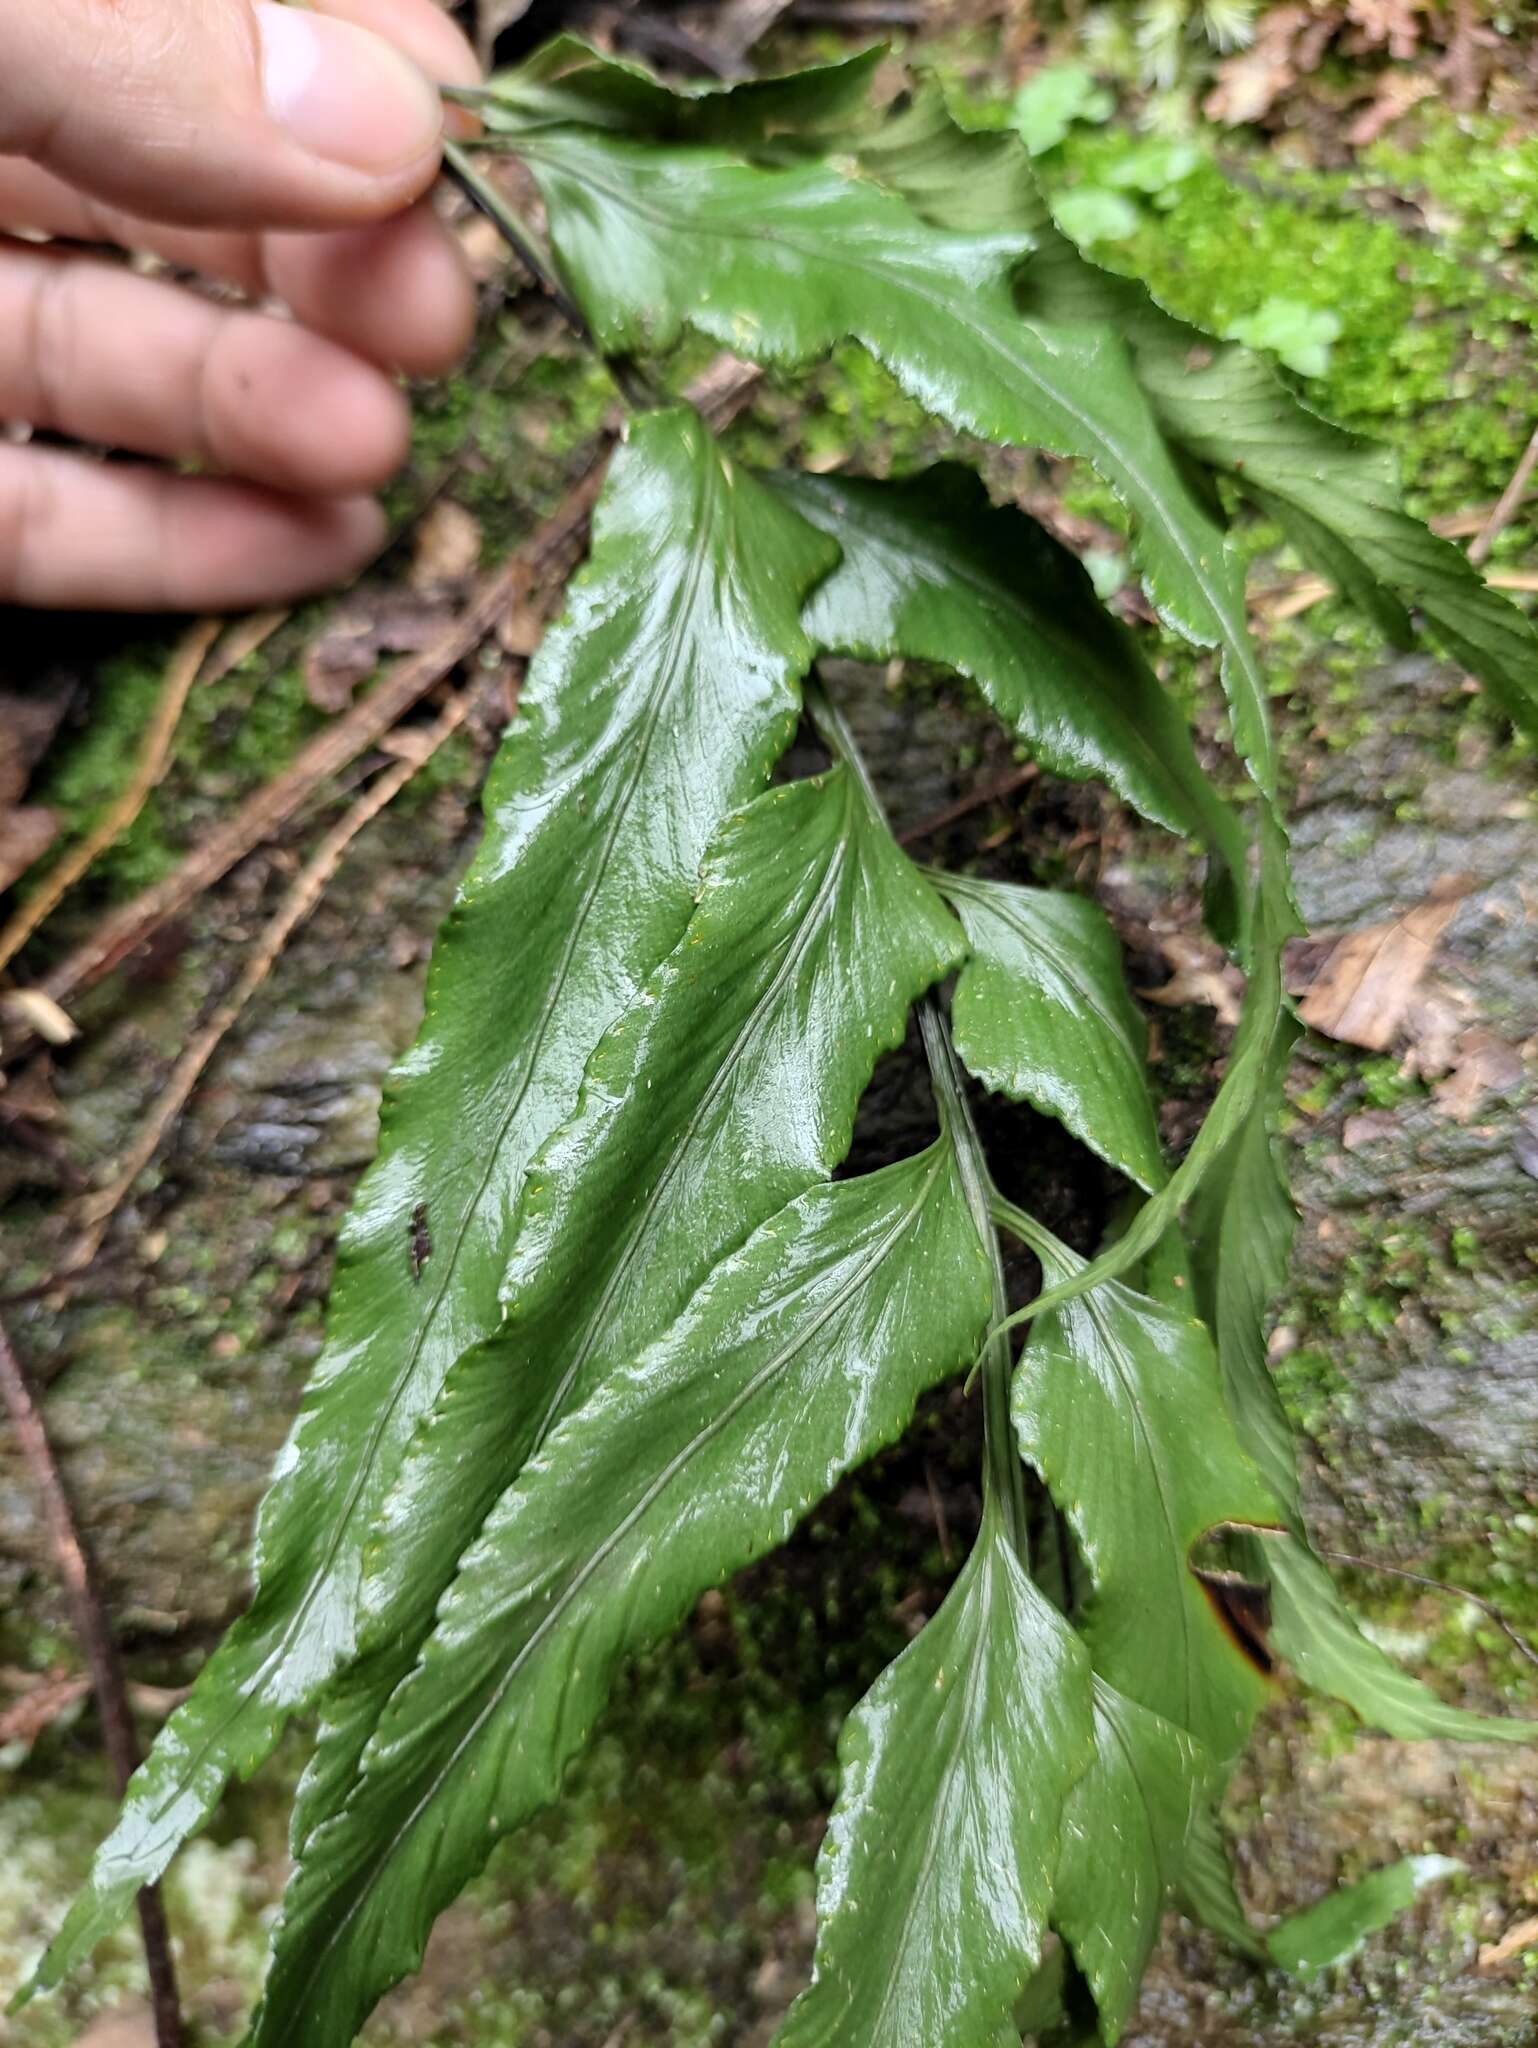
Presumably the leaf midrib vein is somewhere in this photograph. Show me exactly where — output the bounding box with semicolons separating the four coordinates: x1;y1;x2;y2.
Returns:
529;771;857;1447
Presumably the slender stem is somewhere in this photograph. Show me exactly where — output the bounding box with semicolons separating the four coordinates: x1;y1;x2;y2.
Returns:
441;140;661;414
989;1187;1060;1266
0;1317;183;2047
919;1003;1031;1563
806;679;1031;1562
1320;1550;1538;1674
804;679;883;812
442;138;590;337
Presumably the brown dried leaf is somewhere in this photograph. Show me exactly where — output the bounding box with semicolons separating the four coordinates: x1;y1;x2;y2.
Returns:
1430;1028;1528;1121
409;501;482;595
1143;933;1244;1028
0;684;71;805
1296;877;1471;1051
1478;1915;1538;1972
0;1671;90;1750
0;805;59;893
1343;0;1425;58
1345;68;1437;145
303;594;454;713
1203;4;1312;123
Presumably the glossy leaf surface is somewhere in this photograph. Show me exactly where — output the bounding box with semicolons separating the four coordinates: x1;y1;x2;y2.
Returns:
943;873;1166;1192
1268;1856;1464;1974
778;1505;1094;2047
777;465;1246;872
1010;1216;1282;1759
476;34;882;144
32;406;836;1988
1054;1682;1209;2042
859;92;1538;736
510;123;1278;795
250;1139;993;2045
292;761;964;1831
1187;1031;1538;1744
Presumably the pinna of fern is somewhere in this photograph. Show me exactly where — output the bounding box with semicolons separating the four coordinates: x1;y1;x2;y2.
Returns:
19;38;1538;2048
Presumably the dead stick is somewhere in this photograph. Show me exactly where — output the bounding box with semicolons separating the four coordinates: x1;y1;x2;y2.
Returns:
898;762;1039;846
1321;1548;1538;1674
68;689;481;1273
1469;425;1538;567
0;1316;183;2046
0;619;221;974
1;467;602;1058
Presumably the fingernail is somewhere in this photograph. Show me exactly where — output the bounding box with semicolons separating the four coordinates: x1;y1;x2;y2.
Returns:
257;3;442;174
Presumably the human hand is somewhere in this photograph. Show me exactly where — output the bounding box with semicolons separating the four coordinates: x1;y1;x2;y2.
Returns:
0;0;480;612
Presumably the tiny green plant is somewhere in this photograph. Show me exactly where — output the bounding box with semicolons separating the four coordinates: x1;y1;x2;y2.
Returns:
23;40;1538;2045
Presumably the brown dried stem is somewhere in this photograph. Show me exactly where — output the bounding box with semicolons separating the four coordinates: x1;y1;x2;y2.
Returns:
0;1316;183;2046
67;687;482;1273
0;619;220;974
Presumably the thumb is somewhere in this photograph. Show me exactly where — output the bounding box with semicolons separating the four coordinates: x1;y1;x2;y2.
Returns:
0;0;468;230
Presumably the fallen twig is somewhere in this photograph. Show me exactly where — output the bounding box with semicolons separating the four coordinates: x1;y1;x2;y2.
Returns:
1321;1547;1538;1674
68;687;484;1273
1470;425;1538;567
0;474;599;1065
1253;561;1538;624
0;1315;183;2046
0;619;220;975
898;762;1039;846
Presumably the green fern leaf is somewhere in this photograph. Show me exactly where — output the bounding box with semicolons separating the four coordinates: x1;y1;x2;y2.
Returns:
863;92;1538;735
777;1504;1094;2047
27;407;837;1992
1054;1681;1211;2042
776;465;1247;876
1186;1032;1538;1743
492;121;1278;795
1008;1214;1283;1759
472;34;883;145
942;874;1167;1193
249;1137;993;2045
289;759;963;1834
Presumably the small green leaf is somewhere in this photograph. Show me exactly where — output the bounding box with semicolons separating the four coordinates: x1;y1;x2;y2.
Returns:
777;1505;1094;2047
1186;1024;1538;1745
857;95;1277;798
1102;140;1202;200
1053;186;1142;245
1224;297;1342;380
777;465;1245;871
1263;1541;1538;1744
30;406;836;1992
250;1139;995;2046
1267;1857;1465;1975
1012;65;1115;155
1176;1797;1265;1959
860;92;1538;739
1185;1018;1305;1520
943;875;1167;1192
992;813;1300;1335
1009;1216;1283;1759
